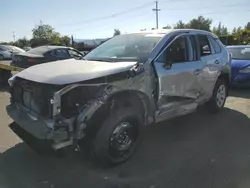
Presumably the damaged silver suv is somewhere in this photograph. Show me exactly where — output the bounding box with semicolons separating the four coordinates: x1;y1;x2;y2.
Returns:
6;29;231;166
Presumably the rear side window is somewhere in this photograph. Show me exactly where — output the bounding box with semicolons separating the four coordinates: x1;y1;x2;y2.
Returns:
51;49;69;58
197;35;211;56
209;37;221;53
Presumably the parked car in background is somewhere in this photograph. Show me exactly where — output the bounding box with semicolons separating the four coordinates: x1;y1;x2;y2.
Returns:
227;45;250;87
23;46;32;51
7;29;230;166
11;45;84;68
80;51;89;56
0;45;25;60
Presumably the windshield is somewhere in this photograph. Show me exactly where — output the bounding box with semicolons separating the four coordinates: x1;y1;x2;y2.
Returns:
27;46;49;54
12;47;25;53
84;33;163;62
227;47;250;60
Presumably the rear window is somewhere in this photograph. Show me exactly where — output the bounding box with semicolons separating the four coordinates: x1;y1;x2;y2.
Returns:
227;47;250;60
27;46;50;55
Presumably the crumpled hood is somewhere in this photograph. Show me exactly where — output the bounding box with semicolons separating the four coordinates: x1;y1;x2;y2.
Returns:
14;59;137;85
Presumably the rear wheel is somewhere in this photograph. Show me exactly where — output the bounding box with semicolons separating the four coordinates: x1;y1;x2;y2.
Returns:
91;107;144;167
206;79;227;113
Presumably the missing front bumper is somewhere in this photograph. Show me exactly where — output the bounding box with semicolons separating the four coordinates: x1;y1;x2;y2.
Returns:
6;104;74;150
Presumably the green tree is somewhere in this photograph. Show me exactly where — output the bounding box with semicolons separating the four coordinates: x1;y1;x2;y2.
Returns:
212;22;228;36
163;25;172;29
174;20;187;29
31;21;64;47
187;16;212;31
237;27;242;34
50;32;61;45
16;37;30;48
60;36;71;46
232;27;237;35
32;21;56;40
245;22;250;30
113;29;121;36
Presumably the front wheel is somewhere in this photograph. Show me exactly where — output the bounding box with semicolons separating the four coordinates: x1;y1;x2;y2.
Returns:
206;79;227;113
91;107;144;167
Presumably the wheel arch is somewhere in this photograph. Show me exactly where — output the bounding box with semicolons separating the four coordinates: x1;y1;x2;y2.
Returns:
84;90;155;141
217;71;230;96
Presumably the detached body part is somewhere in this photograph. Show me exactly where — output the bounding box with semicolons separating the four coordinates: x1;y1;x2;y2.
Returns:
6;29;231;166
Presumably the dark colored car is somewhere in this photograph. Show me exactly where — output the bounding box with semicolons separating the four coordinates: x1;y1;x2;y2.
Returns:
227;45;250;87
11;45;84;68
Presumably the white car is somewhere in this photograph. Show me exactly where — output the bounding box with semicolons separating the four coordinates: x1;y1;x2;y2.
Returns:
0;45;25;60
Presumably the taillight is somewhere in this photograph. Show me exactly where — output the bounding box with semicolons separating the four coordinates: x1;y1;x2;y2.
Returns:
28;58;36;63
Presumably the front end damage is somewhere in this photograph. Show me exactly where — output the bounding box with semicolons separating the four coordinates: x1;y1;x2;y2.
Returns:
6;77;118;150
6;64;154;151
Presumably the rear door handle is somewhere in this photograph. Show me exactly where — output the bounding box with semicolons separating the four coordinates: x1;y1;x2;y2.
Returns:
193;69;203;75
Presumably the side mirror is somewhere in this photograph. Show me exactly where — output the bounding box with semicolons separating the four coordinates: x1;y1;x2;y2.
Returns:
163;60;172;69
163;51;172;69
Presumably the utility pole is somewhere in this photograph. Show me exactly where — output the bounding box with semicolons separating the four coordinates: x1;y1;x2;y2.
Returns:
71;35;74;47
152;1;160;29
12;31;16;42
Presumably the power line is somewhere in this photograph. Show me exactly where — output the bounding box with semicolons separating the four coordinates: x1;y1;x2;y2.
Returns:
65;8;154;33
71;13;154;34
58;1;154;27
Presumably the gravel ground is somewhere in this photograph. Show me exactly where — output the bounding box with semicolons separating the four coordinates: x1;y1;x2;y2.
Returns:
0;88;250;188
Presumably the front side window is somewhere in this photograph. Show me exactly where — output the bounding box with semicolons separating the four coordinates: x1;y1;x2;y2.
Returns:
84;33;163;63
197;35;211;56
159;36;189;64
227;47;250;60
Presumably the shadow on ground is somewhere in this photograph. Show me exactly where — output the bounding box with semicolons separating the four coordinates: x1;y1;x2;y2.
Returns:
1;108;250;188
229;88;250;99
0;84;9;92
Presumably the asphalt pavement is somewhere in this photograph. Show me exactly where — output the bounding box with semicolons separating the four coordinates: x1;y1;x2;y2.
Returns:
1;88;250;188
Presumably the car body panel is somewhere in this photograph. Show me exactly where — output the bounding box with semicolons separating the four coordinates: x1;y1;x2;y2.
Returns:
230;59;250;86
13;59;138;85
227;45;250;87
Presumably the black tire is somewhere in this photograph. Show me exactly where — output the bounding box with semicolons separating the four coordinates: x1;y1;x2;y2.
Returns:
91;107;144;167
206;78;227;113
0;54;4;60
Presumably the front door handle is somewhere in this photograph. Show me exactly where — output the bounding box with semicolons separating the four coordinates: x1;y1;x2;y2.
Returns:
214;59;221;64
193;69;203;75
